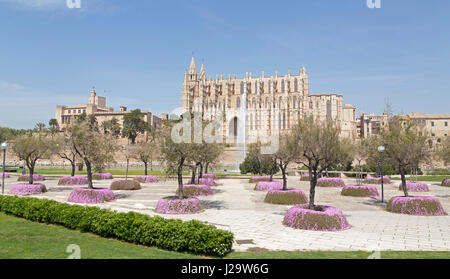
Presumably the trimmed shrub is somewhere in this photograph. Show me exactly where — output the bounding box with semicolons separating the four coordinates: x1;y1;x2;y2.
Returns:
134;175;158;183
0;195;233;257
9;184;47;196
283;204;351;231
110;180;142;191
341;185;379;197
364;175;391;185
156;196;203;214
442;179;450;187
264;189;308;205
249;176;271;183
254;181;283;191
176;184;213;197
387;196;447;216
316;178;345;187
1;172;10;178
92;173;113;180
58;176;88;186
398;182;429;192
68;188;115;204
18;174;45;182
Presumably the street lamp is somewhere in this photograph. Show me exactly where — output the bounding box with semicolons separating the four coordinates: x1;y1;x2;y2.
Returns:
377;145;385;203
1;142;9;195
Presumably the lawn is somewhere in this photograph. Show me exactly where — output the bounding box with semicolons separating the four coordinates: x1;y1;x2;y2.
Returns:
29;168;186;176
1;213;450;259
391;175;448;182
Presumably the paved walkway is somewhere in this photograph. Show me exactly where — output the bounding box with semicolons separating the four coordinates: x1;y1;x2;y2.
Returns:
2;176;450;252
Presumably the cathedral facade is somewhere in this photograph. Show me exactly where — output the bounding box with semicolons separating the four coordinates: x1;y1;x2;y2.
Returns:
181;57;356;144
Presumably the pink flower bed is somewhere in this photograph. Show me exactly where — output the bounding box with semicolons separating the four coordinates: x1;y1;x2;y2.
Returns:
387;196;447;216
316;177;345;187
264;189;308;205
1;172;10;178
398;182;429;192
195;177;216;186
92;173;113;180
58;176;88;186
134;175;159;183
18;174;45;182
68;188;115;204
203;174;218;180
283;204;351;231
178;184;213;196
364;175;391;184
442;179;450;187
255;181;283;191
249;176;271;183
300;174;313;181
9;184;47;196
155;196;202;214
341;185;379;197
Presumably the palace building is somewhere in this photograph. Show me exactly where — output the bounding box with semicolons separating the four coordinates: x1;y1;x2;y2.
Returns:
181;57;357;144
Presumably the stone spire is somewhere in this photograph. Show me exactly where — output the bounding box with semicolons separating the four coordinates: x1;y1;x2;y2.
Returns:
199;63;206;80
189;56;197;75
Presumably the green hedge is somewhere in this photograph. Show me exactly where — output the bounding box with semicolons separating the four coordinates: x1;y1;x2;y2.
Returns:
0;195;234;257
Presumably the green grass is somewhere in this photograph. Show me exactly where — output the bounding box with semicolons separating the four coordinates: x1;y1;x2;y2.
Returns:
28;168;188;176
391;175;448;182
1;212;450;259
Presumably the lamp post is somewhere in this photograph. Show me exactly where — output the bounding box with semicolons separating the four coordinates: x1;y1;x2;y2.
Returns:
1;142;9;195
377;145;385;203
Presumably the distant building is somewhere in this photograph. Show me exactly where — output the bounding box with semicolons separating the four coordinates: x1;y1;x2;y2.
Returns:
397;113;450;146
55;88;161;142
359;112;389;138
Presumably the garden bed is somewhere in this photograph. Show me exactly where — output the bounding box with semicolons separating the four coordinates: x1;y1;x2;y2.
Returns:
110;180;142;190
134;175;158;183
442;179;450;187
92;173;114;180
364;175;391;185
9;184;47;196
203;174;218;180
398;182;429;192
1;172;10;178
58;176;88;186
194;177;216;186
68;188;115;204
17;174;45;182
264;189;308;205
249;176;271;183
255;181;283;191
386;196;447;216
316;178;345;187
176;184;213;197
283;204;351;231
155;196;203;214
341;185;379;197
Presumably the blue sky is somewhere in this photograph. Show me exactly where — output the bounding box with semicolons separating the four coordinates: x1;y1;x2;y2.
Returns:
0;0;449;129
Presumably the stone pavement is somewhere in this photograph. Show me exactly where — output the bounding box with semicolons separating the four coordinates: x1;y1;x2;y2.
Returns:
2;176;450;252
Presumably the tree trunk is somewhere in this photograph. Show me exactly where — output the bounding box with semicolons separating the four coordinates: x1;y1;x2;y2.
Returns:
281;163;287;191
205;162;209;174
400;167;409;197
85;159;93;189
177;158;185;199
191;167;196;184
126;159;129;180
28;163;34;185
71;161;76;177
199;163;203;178
308;168;317;210
144;162;148;176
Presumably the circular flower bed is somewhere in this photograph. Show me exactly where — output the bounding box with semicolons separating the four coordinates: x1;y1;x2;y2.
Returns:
68;188;115;204
9;184;47;196
110;180;142;190
1;172;10;178
387;196;447;216
195;177;216;187
134;175;159;183
264;189;308;205
341;185;379;197
17;174;45;182
155;196;202;214
442;179;450;187
176;184;213;196
255;181;283;191
92;173;113;180
58;176;88;186
300;174;313;181
364;175;391;185
249;176;271;183
283;204;351;231
398;182;429;192
316;178;345;187
203;174;218;180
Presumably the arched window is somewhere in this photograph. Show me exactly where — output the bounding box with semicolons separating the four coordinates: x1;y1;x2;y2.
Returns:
326;100;332;118
293;97;297;109
255;82;259;94
240;82;245;94
294;78;298;92
278;113;281;129
281;80;285;93
268;81;272;94
283;113;286;129
279;97;282;108
250;114;253;130
237;98;241;108
265;97;268;108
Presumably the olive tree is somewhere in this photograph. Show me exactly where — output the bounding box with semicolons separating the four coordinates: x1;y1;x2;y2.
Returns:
131;141;160;175
293;117;351;210
52;134;79;177
273;133;298;190
12;133;52;184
